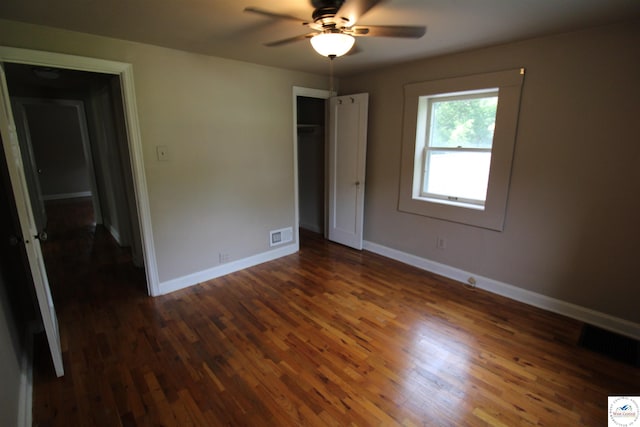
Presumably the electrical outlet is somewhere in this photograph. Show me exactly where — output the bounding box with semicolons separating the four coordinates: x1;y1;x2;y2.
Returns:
219;252;229;263
436;236;446;250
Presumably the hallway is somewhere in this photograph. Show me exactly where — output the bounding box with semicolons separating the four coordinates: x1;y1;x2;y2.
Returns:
40;198;146;303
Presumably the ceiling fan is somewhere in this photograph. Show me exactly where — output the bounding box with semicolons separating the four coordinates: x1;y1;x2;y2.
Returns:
244;0;426;58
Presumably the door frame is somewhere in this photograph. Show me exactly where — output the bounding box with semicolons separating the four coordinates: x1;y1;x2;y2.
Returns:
0;46;160;296
292;86;333;246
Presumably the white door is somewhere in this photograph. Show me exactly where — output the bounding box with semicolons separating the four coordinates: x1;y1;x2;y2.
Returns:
328;93;369;250
0;63;64;377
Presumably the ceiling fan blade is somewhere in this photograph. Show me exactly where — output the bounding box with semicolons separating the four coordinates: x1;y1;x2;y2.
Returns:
351;25;426;38
244;7;308;24
335;0;382;27
264;33;316;47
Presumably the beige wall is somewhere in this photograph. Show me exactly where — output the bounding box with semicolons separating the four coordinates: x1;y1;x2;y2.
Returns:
2;19;638;324
341;20;640;323
0;19;328;283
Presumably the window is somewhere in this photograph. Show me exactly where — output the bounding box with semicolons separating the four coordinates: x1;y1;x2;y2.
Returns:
418;89;498;208
399;69;524;230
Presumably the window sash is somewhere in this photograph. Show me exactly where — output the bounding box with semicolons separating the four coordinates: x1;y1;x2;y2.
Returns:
420;148;492;205
419;91;497;206
425;90;498;150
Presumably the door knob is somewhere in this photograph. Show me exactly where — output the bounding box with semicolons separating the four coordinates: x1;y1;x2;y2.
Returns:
35;231;48;242
8;235;21;246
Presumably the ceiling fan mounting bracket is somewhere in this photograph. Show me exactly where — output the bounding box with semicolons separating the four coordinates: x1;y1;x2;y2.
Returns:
312;5;348;28
311;0;345;11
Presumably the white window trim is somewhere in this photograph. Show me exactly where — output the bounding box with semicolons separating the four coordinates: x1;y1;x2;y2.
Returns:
399;68;525;231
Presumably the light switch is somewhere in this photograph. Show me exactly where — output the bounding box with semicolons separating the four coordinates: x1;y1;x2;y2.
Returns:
156;145;169;161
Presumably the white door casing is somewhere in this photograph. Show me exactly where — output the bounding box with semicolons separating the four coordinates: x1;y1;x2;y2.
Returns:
292;86;333;245
328;93;369;250
0;63;65;377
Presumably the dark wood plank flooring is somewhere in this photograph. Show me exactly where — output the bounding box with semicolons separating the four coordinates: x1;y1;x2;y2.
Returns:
32;198;639;426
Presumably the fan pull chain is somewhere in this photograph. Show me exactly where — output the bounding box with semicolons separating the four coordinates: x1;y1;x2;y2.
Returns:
329;54;335;95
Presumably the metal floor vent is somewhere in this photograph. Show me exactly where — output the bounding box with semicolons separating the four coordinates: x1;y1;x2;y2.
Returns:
270;227;293;247
579;325;640;367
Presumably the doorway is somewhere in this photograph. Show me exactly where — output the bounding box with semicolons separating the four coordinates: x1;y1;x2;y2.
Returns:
294;87;369;250
0;46;159;298
3;63;144;285
0;47;158;377
294;87;332;245
297;96;326;234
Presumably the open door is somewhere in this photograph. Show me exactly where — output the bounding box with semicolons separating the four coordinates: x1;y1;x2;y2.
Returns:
328;93;369;250
0;63;64;377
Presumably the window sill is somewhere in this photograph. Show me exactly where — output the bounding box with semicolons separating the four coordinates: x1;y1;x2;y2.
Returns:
414;196;485;211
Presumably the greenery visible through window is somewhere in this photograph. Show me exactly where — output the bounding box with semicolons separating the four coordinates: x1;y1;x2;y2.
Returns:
419;90;498;207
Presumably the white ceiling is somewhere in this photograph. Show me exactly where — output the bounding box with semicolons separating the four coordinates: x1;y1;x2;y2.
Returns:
1;0;639;76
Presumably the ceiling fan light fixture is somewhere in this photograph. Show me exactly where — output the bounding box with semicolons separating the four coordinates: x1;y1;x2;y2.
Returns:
310;32;355;57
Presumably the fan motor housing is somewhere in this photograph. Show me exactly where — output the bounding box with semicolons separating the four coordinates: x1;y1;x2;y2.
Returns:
311;0;346;26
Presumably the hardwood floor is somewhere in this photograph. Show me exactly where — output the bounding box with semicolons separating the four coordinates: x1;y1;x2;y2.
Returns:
33;199;639;426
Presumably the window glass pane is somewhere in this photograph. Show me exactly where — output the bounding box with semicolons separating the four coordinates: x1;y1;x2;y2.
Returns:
424;151;491;202
430;96;498;148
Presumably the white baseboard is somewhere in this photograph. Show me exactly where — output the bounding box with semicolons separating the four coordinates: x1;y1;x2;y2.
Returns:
159;243;299;295
107;224;122;246
363;240;640;341
42;191;92;201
